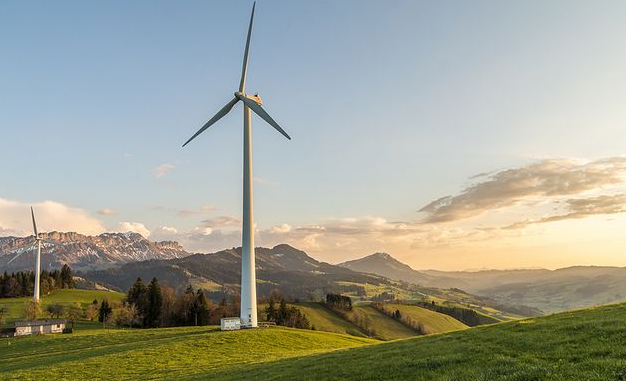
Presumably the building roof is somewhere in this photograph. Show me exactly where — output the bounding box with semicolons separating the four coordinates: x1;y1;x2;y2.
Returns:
14;319;67;327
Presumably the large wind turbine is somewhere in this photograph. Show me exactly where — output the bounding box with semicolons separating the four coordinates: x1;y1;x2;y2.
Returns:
8;207;58;302
182;2;290;328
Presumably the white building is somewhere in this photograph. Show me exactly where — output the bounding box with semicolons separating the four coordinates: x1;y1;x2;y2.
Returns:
14;319;66;336
220;317;241;331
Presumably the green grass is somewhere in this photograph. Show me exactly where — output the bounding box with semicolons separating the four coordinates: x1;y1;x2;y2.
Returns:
212;303;626;380
294;302;367;337
0;326;376;380
384;303;468;334
4;302;626;380
0;289;125;328
351;304;417;340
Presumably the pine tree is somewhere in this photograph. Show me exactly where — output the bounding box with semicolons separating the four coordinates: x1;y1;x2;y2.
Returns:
98;300;112;327
127;278;147;326
195;290;211;326
60;264;74;289
266;298;276;321
145;277;163;327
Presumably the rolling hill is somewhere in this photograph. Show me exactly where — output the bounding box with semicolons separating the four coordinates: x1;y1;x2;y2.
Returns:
343;252;626;314
0;289;125;328
212;302;626;380
4;301;626;380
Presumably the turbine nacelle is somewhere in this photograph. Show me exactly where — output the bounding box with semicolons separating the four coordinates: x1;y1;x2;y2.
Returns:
235;92;263;106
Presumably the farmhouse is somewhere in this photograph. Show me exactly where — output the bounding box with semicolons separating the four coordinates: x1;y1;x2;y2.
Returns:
14;319;66;336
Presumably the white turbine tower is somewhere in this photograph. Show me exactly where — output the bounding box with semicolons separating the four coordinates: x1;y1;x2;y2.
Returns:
8;207;58;302
182;2;290;328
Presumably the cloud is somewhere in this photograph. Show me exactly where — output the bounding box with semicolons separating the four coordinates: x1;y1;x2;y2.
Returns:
254;176;278;186
118;222;150;238
201;216;241;229
0;197;106;236
97;208;116;216
420;157;626;223
152;164;174;179
177;205;216;217
268;223;292;234
504;194;626;229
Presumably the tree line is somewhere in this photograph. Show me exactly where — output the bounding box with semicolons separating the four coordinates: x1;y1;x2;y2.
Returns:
416;301;484;327
0;264;74;298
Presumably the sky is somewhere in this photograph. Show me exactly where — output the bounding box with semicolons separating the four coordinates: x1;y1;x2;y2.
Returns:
2;0;626;270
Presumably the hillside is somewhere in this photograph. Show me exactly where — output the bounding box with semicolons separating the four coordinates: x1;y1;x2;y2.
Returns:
0;326;376;380
382;303;468;334
4;302;626;380
343;252;626;314
0;289;125;328
84;245;398;298
0;232;189;271
339;253;465;289
211;302;626;380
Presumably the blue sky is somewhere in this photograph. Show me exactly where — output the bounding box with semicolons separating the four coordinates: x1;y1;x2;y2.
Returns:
2;1;626;269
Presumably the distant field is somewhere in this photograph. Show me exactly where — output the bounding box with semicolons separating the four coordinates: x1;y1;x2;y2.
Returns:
295;302;367;337
384;303;468;334
0;326;376;380
0;289;125;328
351;304;417;340
212;303;626;380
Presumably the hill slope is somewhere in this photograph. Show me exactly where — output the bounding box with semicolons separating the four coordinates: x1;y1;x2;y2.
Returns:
0;289;125;328
339;253;464;288
4;302;626;380
0;326;376;380
213;303;626;380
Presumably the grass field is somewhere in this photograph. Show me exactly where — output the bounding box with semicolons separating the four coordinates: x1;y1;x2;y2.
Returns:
351;304;417;340
295;302;367;337
211;303;626;380
384;303;468;334
0;326;376;380
0;289;125;328
4;302;626;380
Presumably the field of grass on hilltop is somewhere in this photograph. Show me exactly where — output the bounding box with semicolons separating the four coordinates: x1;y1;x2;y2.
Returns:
0;326;376;380
1;289;125;328
212;303;626;381
383;303;468;334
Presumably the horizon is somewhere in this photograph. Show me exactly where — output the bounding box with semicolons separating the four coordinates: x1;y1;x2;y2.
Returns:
3;1;626;271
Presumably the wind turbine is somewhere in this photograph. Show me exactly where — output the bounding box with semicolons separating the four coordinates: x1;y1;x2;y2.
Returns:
182;2;290;328
7;207;59;302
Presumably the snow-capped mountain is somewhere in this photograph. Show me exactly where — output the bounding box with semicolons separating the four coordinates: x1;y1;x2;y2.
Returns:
0;231;190;271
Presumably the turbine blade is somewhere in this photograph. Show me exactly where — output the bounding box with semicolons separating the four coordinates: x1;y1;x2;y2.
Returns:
182;97;239;147
31;207;38;237
239;2;256;93
240;97;291;140
7;246;32;264
43;239;60;246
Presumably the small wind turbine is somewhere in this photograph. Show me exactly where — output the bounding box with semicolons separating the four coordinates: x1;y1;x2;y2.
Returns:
182;2;290;328
8;207;59;302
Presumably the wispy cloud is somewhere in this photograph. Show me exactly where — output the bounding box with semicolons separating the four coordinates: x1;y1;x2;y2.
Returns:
97;208;116;216
177;205;216;217
420;156;626;224
152;163;175;179
504;194;626;229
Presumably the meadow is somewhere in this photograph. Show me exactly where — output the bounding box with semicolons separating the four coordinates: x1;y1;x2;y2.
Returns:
0;289;125;328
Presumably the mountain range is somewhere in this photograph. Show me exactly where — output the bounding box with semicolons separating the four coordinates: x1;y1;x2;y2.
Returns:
0;232;188;271
340;253;626;313
2;231;626;314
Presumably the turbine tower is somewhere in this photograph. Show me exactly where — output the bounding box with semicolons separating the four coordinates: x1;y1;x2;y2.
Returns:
182;2;291;328
8;207;58;302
